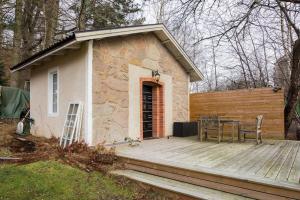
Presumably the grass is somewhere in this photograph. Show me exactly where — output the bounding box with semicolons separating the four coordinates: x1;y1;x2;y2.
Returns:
0;160;136;200
0;147;12;157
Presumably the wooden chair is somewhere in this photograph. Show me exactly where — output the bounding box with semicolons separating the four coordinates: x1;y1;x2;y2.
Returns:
200;116;222;143
240;115;263;144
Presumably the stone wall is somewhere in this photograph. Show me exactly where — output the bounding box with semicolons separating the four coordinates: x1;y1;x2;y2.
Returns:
92;33;190;144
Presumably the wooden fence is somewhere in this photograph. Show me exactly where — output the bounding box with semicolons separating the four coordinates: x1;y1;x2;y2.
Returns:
190;88;285;139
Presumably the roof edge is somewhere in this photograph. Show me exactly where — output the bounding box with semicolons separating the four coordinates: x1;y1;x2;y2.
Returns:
160;26;204;81
74;24;203;81
10;34;76;72
10;24;203;82
75;24;164;41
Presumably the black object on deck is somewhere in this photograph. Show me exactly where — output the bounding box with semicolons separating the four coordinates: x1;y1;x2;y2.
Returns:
173;122;198;137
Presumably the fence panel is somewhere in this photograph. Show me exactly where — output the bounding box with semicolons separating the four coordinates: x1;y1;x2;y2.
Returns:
190;88;285;139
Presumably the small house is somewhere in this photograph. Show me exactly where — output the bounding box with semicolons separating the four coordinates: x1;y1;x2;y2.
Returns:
10;24;203;145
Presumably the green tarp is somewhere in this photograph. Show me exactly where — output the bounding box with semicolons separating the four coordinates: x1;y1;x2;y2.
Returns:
297;101;300;116
0;86;29;118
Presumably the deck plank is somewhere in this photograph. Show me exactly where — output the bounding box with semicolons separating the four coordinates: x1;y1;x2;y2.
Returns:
173;142;215;154
115;137;300;187
166;142;222;160
288;142;300;184
177;143;231;165
209;144;254;168
111;169;253;200
255;141;290;177
276;142;300;182
243;141;286;176
159;139;202;153
215;144;267;171
228;144;271;173
196;143;253;167
265;142;295;179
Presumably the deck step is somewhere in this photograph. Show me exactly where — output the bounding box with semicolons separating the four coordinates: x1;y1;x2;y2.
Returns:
111;169;253;200
119;156;300;200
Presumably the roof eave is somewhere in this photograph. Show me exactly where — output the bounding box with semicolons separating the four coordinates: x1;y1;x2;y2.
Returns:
10;24;203;82
75;24;203;82
10;34;76;72
159;26;203;82
75;24;163;41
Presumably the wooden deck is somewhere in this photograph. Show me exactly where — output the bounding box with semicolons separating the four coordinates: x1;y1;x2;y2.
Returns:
112;169;253;199
115;137;300;199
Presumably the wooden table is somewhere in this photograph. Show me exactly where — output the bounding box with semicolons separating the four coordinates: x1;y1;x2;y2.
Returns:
198;118;240;143
220;119;240;142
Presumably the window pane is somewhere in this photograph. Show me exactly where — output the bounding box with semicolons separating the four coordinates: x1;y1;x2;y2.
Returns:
52;72;58;113
53;95;57;103
53;103;57;113
53;73;57;82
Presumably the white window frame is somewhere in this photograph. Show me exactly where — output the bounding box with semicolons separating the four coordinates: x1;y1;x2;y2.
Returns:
48;68;59;117
24;80;30;91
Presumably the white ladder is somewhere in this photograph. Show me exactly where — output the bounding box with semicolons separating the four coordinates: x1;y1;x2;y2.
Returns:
60;102;83;148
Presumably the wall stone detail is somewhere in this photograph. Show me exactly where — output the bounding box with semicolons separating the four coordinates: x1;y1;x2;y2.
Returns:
92;33;190;144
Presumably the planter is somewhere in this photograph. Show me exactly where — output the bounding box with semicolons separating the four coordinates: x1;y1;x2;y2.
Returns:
297;126;300;141
173;122;198;137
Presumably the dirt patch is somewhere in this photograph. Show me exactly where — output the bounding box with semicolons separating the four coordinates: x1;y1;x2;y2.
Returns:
0;119;120;176
58;141;118;173
0;127;118;174
0;120;16;146
0;122;177;199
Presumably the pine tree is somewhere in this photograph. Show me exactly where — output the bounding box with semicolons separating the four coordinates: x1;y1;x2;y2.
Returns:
72;0;144;31
0;61;8;86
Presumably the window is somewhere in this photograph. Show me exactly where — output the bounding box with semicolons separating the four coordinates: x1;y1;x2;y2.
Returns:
48;69;59;116
24;80;30;91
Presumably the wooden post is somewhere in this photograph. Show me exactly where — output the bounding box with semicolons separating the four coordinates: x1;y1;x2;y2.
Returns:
218;119;221;143
198;120;202;142
232;122;234;143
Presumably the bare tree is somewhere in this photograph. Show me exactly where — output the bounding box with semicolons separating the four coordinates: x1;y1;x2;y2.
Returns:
77;0;86;31
148;0;300;137
44;0;60;48
0;0;143;87
13;0;22;64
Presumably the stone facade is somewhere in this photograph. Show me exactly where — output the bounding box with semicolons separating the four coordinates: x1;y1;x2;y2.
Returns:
92;33;189;144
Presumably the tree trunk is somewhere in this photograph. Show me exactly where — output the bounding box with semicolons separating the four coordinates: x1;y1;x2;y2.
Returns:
21;0;42;59
44;0;59;48
11;0;23;87
13;0;23;64
211;38;218;90
78;0;86;31
0;2;3;48
284;39;300;138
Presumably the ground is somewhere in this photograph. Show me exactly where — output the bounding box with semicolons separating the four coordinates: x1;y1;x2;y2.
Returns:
0;121;174;200
0;161;134;200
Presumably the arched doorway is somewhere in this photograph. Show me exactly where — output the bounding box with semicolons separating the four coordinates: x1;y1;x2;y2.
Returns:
140;78;164;139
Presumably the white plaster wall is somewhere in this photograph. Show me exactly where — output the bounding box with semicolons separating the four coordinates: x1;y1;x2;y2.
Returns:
128;64;173;139
30;43;88;139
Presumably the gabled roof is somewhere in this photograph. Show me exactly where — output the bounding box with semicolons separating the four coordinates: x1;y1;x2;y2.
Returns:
10;24;203;82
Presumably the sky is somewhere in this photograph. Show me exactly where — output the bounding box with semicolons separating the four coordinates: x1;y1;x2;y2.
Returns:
135;0;299;92
136;0;244;90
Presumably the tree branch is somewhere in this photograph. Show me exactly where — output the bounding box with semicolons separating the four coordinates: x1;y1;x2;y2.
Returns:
276;0;300;37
